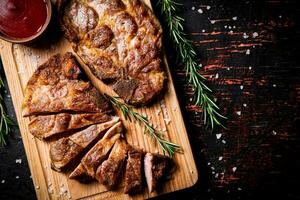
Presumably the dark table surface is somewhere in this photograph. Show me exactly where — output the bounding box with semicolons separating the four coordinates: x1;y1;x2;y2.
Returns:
1;0;300;199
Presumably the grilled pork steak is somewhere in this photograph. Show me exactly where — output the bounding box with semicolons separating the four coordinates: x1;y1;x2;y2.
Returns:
50;117;119;171
59;0;165;105
144;153;173;193
22;53;111;116
29;113;112;140
124;147;144;194
69;122;123;180
96;139;128;188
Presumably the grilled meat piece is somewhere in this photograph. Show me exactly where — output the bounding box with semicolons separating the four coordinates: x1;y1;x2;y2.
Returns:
59;0;165;105
96;138;128;188
144;153;173;193
124;147;144;194
69;122;123;180
22;53;111;116
29;113;112;140
50;117;119;171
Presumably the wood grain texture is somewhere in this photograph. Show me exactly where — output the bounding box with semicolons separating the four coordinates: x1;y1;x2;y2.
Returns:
0;1;198;199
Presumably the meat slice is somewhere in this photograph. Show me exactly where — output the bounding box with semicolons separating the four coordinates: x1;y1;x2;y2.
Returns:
124;147;144;194
50;117;119;171
144;153;173;193
96;139;128;188
29;113;112;140
22;53;112;116
69;122;123;180
59;0;166;105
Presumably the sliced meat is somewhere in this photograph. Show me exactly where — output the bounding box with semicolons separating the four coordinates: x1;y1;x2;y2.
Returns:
22;53;112;116
124;147;144;194
50;117;119;171
96;138;128;188
29;113;112;140
69;122;123;180
59;0;166;105
144;153;173;193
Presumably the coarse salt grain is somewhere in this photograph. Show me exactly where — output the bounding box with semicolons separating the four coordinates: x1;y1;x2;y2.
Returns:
207;162;211;166
216;134;222;139
202;29;205;32
191;6;195;10
249;66;252;70
273;84;277;87
232;167;237;172
236;111;241;116
207;5;211;10
222;140;226;144
15;159;22;164
1;180;5;184
172;105;177;111
156;110;161;115
253;32;258;38
246;49;250;55
243;33;249;39
232;16;237;20
243;103;247;107
198;8;203;14
16;176;19;179
164;118;171;125
218;156;223;161
215;73;219;79
272;130;277;135
210;20;216;24
48;187;54;194
240;85;244;90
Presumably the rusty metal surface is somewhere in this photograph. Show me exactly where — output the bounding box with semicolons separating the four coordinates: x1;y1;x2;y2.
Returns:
0;0;300;199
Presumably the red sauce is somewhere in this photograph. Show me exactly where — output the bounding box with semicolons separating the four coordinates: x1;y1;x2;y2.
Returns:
0;0;48;39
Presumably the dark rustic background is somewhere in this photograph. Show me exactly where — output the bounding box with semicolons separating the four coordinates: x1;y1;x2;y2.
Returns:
1;0;300;199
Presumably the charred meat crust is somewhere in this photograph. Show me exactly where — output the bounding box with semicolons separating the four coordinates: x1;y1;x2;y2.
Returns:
29;113;112;140
22;53;112;117
144;153;173;193
69;122;123;180
124;147;144;194
58;0;166;105
50;118;119;171
96;139;128;188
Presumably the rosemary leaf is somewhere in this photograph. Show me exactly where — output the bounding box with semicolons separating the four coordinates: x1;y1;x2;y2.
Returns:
0;74;15;146
106;95;182;157
157;0;226;130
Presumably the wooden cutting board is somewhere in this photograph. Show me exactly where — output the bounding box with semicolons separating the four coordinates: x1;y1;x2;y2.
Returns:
0;0;198;199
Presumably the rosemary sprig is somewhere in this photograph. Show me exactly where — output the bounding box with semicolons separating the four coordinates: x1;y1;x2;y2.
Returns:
0;74;15;146
157;0;226;129
107;95;182;157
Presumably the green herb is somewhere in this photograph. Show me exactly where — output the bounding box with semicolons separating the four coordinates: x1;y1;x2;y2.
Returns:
0;75;15;146
157;0;226;129
107;95;182;157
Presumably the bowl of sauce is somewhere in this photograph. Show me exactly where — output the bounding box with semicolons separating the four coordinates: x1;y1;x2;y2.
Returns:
0;0;52;43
